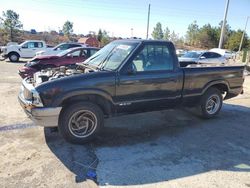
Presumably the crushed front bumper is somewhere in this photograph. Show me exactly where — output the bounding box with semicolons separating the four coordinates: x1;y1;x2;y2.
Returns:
18;94;61;127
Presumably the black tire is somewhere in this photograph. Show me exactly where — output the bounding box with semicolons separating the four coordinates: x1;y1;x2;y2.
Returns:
199;87;223;119
59;102;104;144
8;52;20;62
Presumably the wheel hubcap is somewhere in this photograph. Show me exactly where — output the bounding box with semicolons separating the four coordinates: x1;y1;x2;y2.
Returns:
205;95;220;114
68;110;97;138
11;55;17;61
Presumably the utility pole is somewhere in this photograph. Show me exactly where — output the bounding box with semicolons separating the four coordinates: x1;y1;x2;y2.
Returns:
131;28;133;38
238;16;249;52
146;4;151;39
218;0;230;49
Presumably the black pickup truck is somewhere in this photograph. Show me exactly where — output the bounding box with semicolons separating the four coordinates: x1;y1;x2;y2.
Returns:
18;40;245;143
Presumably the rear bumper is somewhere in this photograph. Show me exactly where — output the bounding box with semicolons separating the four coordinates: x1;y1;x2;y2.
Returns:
224;86;244;100
18;94;61;127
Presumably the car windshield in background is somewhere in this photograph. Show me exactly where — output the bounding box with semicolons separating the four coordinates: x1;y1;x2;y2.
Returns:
84;42;137;70
52;43;63;50
182;51;202;58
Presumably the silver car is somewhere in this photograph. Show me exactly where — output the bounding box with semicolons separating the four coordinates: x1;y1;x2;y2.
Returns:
179;51;226;67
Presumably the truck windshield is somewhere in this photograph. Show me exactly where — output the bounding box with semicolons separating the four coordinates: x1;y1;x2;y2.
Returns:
83;42;137;70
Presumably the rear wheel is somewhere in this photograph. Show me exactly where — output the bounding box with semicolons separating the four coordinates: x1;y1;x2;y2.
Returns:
8;52;20;62
199;87;223;118
59;102;104;144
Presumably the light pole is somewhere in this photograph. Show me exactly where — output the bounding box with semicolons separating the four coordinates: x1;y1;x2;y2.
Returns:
146;4;151;39
238;16;249;52
131;28;133;38
218;0;230;49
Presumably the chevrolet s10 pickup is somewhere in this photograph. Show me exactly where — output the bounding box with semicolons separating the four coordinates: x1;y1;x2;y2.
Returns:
18;40;245;143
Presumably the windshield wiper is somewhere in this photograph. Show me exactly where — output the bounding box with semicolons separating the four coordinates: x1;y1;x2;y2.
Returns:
97;47;116;70
80;63;99;70
84;53;100;64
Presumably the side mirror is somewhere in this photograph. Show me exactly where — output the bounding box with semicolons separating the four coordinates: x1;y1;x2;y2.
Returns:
200;56;205;59
127;64;137;75
57;48;61;51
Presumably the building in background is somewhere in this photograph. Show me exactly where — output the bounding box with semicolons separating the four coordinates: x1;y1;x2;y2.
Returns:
78;37;99;47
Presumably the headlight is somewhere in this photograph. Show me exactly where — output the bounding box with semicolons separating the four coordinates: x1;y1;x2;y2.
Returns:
31;89;43;107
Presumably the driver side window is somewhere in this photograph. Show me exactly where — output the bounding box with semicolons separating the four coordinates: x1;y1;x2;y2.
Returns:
132;44;174;72
202;52;212;58
70;50;81;57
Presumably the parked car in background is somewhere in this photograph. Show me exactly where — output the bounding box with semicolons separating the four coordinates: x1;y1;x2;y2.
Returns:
19;47;99;78
178;51;226;67
1;40;47;62
36;42;87;56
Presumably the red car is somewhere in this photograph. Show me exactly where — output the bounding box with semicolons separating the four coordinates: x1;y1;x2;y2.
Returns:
18;47;99;78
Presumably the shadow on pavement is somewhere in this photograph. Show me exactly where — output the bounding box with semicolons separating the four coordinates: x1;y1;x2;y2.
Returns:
45;103;250;186
4;60;28;64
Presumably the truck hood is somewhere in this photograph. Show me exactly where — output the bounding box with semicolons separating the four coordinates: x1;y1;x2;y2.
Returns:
35;70;116;106
6;44;21;49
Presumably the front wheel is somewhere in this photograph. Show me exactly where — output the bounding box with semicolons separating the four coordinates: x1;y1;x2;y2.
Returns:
59;102;104;144
199;87;223;119
8;52;20;62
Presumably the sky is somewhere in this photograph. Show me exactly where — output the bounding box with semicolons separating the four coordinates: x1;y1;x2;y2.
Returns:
0;0;249;39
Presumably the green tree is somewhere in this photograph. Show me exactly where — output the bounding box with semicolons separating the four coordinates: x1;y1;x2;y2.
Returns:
0;10;23;42
152;22;163;39
197;24;219;48
97;29;103;42
225;30;248;51
186;20;199;46
169;31;179;43
163;27;170;40
62;20;73;39
100;30;110;47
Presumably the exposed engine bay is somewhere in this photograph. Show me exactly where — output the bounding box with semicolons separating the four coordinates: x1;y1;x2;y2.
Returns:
28;63;97;86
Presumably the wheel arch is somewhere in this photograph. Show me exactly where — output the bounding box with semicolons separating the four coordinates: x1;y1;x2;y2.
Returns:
202;80;229;95
54;90;115;117
8;51;20;57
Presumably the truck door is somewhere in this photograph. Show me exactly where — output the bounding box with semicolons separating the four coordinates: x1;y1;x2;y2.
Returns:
21;42;43;58
115;44;183;112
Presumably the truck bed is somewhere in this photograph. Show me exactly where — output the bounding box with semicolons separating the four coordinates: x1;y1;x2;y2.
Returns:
181;64;245;100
